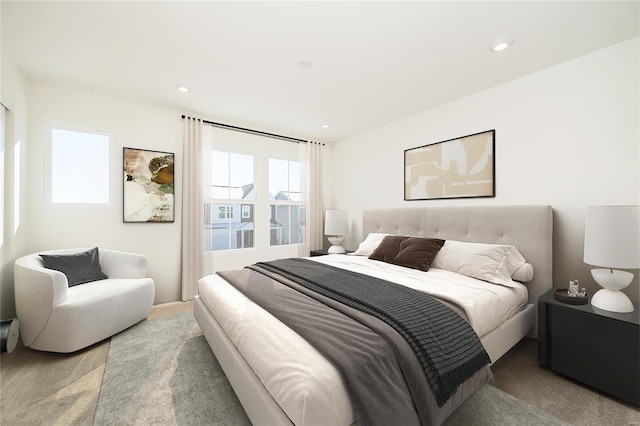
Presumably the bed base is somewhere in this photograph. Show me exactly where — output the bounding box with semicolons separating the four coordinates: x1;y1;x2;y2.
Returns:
194;295;294;425
195;296;535;425
483;303;535;363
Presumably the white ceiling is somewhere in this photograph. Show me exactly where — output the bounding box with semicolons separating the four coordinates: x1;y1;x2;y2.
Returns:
3;1;638;143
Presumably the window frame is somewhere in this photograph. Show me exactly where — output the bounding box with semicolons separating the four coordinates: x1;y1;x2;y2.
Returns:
269;157;305;247
206;149;256;252
43;120;112;207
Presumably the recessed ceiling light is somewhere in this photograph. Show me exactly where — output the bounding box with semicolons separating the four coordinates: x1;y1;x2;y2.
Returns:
298;59;313;69
175;84;191;93
322;123;330;129
490;38;513;52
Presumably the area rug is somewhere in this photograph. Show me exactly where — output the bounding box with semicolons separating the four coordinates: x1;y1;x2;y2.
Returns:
93;312;250;425
444;384;569;425
95;312;568;426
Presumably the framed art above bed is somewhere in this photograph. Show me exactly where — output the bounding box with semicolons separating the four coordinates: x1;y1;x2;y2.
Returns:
404;130;495;201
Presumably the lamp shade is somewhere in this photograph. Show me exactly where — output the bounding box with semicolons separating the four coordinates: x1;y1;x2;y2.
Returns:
324;209;348;236
584;205;640;269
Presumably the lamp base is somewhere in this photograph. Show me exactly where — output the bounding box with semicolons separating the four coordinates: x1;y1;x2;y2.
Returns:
590;268;634;313
591;289;634;313
327;236;346;254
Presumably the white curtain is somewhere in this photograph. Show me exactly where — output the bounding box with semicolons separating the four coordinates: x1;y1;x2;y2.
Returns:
201;124;216;276
299;141;324;256
181;117;204;301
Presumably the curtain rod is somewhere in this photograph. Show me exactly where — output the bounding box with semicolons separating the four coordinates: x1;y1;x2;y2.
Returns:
181;115;323;145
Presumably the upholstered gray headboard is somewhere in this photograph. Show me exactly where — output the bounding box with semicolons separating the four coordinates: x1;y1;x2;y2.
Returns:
362;205;553;307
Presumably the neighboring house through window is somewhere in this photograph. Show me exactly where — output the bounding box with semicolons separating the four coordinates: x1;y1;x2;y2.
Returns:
205;150;255;251
269;158;304;246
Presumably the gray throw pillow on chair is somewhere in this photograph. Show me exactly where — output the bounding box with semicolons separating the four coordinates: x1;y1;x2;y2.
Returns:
40;247;108;287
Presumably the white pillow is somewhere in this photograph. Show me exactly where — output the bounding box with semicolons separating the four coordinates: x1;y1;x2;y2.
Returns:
432;240;527;287
512;263;534;283
352;233;392;256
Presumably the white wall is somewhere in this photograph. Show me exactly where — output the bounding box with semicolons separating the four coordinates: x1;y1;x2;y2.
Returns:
6;80;335;315
1;54;30;319
331;37;640;301
24;82;184;305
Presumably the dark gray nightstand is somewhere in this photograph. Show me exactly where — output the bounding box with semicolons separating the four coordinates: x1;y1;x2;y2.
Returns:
538;288;639;406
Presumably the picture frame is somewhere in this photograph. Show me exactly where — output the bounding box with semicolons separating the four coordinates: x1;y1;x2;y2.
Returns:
123;147;175;222
404;130;495;201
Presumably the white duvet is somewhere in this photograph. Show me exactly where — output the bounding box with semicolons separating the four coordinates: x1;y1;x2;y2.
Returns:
312;254;527;337
197;255;528;425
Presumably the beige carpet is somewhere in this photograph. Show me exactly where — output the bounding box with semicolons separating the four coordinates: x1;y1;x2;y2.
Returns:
0;302;192;426
1;338;108;425
1;301;638;425
491;338;639;425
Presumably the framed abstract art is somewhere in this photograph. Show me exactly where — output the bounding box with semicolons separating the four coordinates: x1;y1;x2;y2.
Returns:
123;147;175;222
404;130;495;201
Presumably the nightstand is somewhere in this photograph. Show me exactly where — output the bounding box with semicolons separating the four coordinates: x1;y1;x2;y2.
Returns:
538;288;639;406
310;250;354;257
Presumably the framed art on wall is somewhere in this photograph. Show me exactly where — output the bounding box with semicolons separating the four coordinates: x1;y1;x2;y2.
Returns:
404;130;495;201
123;147;175;222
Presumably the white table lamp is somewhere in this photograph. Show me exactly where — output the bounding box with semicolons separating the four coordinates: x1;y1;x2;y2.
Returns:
583;205;639;313
325;209;348;254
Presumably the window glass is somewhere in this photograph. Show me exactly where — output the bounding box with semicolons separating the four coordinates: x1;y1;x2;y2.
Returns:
14;140;20;232
205;203;253;252
206;150;255;251
47;124;110;204
288;161;302;201
211;150;254;200
269;158;302;201
269;158;304;246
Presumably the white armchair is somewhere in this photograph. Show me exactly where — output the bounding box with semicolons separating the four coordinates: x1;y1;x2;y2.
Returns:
14;248;155;353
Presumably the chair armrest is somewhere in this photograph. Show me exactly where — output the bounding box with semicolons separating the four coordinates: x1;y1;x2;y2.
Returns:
99;249;148;279
14;255;69;347
14;255;70;306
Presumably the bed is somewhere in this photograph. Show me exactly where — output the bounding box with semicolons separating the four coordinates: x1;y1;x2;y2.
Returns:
194;205;553;425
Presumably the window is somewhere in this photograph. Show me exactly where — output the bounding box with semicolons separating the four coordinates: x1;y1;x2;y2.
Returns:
201;124;309;266
269;158;305;246
218;206;234;219
45;121;110;204
205;150;255;251
241;205;251;219
14;140;20;232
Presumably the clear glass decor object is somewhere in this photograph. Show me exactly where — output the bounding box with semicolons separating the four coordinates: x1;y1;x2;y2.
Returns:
568;280;580;297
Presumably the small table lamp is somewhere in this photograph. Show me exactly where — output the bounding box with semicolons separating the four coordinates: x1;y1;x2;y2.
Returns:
325;209;348;254
583;205;639;313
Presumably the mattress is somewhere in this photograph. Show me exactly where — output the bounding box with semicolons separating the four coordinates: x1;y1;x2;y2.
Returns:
197;254;527;425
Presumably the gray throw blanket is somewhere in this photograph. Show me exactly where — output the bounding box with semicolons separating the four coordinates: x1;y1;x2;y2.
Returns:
254;258;491;407
219;258;493;425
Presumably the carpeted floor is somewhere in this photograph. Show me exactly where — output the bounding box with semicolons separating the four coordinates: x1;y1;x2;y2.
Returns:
444;384;568;426
0;302;194;426
94;311;250;425
491;338;640;425
1;302;638;425
95;311;567;426
0;334;109;425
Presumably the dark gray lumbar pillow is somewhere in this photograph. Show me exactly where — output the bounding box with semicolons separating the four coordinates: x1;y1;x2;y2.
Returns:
40;247;108;287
